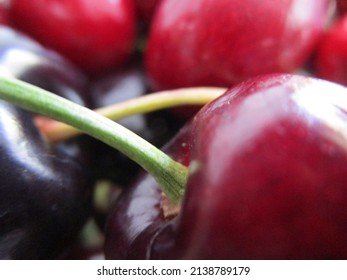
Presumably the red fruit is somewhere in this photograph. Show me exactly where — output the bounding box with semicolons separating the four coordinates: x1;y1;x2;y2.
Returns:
8;0;137;75
105;74;347;259
145;0;331;90
167;74;347;259
315;15;347;86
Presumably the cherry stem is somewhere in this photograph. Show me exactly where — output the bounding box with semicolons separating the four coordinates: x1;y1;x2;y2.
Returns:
0;75;201;204
35;87;226;142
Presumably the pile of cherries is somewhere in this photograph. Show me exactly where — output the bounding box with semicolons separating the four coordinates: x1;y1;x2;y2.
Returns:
1;0;347;260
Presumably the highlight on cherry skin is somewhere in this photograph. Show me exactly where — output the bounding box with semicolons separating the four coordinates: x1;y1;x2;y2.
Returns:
0;25;94;260
105;73;347;260
1;70;347;259
0;0;346;260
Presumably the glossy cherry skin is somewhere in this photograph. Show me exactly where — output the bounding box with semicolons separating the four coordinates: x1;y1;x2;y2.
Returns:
0;26;94;259
0;25;94;162
145;0;331;90
105;74;347;259
315;15;347;86
0;26;91;106
155;74;347;259
8;0;137;75
104;122;192;259
89;68;148;129
0;101;93;259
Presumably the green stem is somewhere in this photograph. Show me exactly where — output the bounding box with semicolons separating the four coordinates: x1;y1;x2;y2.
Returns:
0;75;188;203
36;87;225;142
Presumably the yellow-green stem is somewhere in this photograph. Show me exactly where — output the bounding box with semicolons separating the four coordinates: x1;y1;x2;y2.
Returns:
35;87;226;142
0;76;192;204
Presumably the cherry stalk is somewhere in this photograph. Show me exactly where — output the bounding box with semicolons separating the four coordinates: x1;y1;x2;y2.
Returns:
35;87;225;142
104;73;347;259
0;75;222;204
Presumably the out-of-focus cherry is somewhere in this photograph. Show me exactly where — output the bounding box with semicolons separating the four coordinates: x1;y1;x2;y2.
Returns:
8;0;137;75
145;0;331;90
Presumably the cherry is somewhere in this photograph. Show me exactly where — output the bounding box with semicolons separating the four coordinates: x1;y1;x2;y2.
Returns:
0;101;93;259
314;14;347;86
105;73;347;259
145;0;332;90
0;25;95;259
3;0;344;257
167;74;347;259
104;122;192;259
0;25;91;105
8;0;137;75
4;4;347;258
0;74;224;259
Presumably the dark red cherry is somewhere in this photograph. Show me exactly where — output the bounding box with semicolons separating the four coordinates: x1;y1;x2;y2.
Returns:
145;0;331;90
104;122;192;259
315;15;347;86
157;74;347;259
105;74;347;259
8;0;137;75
